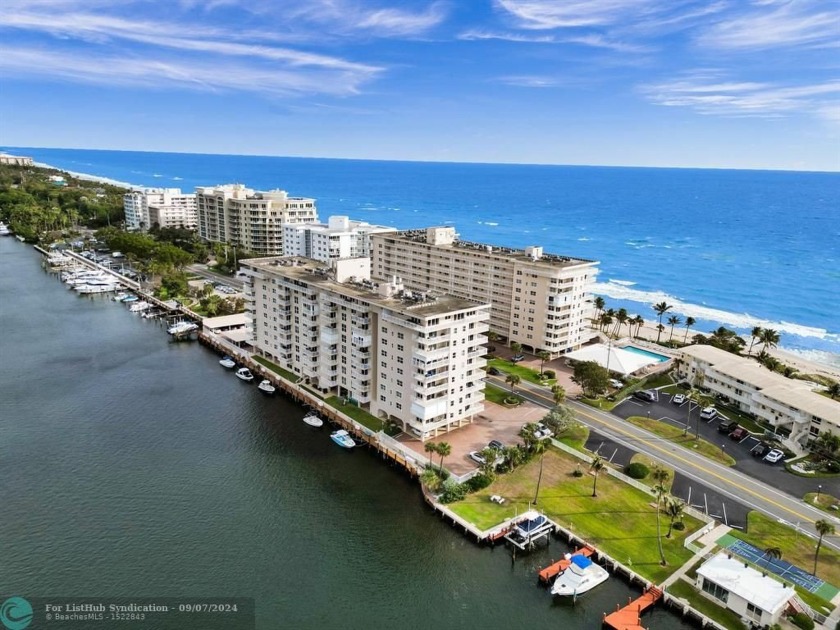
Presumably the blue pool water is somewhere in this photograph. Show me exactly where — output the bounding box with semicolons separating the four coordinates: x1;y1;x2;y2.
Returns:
621;345;670;363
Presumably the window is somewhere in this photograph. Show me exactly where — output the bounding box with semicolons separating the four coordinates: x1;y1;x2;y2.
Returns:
745;603;761;623
701;580;728;603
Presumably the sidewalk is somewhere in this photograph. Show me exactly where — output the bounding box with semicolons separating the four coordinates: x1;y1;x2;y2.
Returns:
661;523;731;589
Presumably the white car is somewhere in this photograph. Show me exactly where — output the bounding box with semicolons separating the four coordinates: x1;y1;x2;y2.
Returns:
699;406;717;420
764;449;785;464
610;379;623;389
672;393;686;405
534;423;554;440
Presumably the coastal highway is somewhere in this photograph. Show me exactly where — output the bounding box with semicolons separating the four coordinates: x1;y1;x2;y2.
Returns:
487;375;840;552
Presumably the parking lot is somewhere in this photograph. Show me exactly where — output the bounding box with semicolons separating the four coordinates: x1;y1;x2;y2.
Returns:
612;390;827;499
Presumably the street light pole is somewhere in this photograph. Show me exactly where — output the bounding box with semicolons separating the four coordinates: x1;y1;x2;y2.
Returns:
816;484;822;504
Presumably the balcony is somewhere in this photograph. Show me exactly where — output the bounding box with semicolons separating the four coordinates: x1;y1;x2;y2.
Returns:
410;397;448;421
413;346;449;364
351;332;371;348
320;326;339;344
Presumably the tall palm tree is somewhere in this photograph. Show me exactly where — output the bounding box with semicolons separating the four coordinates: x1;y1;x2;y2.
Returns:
590;455;606;497
633;315;644;339
759;328;780;353
437;442;451;473
552;385;566;405
827;382;840;400
747;326;763;356
612;308;629;338
682;317;696;344
757;547;782;570
593;296;605;320
651;467;670;565
537;350;551;375
424;442;437;467
667;314;682;343
510;341;522;355
653;302;672;343
532;438;547;505
657;323;665;341
599;312;613;332
503;445;525;472
814;519;836;575
505;373;521;393
664;497;685;538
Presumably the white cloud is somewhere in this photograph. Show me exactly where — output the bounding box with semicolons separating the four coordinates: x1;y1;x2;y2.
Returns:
495;75;563;87
698;0;840;50
284;0;447;37
642;72;840;122
493;0;701;30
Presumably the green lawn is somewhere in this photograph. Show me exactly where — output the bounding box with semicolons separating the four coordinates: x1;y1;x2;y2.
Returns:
667;580;746;630
449;448;701;584
487;358;555;387
628;453;675;490
803;492;840;515
554;423;589;451
325;396;383;432
727;512;840;601
626;416;736;467
252;355;301;383
484;384;520;406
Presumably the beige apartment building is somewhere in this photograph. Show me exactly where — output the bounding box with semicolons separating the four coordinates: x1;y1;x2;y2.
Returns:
677;344;840;448
196;184;318;256
370;227;598;356
123;188;196;231
240;256;490;440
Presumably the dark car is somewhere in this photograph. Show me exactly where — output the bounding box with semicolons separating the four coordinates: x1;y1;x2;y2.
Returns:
752;443;770;458
729;426;748;441
717;421;738;434
488;440;504;451
487;367;502;376
633;390;656;402
511;354;525;362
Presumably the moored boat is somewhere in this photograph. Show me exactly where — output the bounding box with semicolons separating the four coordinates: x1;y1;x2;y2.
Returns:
167;321;199;335
235;367;254;382
303;412;323;427
257;379;275;394
219;356;236;369
330;429;356;449
550;553;609;597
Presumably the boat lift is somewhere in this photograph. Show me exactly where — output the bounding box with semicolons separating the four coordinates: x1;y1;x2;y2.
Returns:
504;510;556;552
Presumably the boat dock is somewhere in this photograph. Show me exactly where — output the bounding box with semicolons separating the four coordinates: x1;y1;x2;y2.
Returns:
538;545;595;584
603;585;663;630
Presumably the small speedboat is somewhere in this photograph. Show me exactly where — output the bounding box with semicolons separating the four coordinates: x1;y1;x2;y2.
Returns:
550;553;609;597
257;379;275;394
219;356;236;369
167;321;198;335
303;412;323;428
330;429;356;449
235;367;254;382
122;295;139;303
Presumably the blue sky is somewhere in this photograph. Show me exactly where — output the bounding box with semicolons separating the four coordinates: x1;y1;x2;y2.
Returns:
1;0;838;171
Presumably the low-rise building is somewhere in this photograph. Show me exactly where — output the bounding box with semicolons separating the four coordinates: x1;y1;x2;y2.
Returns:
240;256;490;440
677;344;840;447
283;215;396;261
696;553;795;627
0;154;33;166
123;188;196;231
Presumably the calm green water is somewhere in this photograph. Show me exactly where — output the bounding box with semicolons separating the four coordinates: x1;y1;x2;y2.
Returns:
0;238;693;629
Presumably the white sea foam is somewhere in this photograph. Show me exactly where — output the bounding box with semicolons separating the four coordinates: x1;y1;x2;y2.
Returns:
578;237;590;241
173;176;183;181
781;348;840;371
485;221;499;226
593;281;838;342
608;279;636;286
152;173;162;178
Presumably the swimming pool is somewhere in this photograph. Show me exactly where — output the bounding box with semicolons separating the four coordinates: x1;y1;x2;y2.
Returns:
621;345;670;363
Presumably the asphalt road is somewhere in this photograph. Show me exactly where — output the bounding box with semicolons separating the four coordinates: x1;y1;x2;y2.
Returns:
487;374;840;550
187;264;244;290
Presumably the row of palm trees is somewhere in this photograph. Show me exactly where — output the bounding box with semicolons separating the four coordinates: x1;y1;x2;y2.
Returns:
747;326;781;356
593;298;697;345
423;441;452;473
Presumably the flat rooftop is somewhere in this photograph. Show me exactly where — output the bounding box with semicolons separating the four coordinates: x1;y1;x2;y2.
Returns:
381;228;597;268
243;257;489;318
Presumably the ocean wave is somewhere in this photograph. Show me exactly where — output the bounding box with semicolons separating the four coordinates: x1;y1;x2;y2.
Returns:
152;174;163;178
780;348;840;371
593;281;839;342
484;222;499;226
173;176;183;181
608;279;636;286
578;237;590;241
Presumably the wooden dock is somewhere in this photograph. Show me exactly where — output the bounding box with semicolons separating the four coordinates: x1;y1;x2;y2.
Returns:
603;585;663;630
538;545;595;584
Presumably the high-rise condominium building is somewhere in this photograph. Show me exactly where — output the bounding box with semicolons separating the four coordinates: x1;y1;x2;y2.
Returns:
123;188;196;231
283;216;396;262
370;227;599;356
196;184;318;256
240;256;490;440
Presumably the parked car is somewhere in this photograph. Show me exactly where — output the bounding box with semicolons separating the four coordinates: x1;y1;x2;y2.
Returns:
751;443;771;458
468;451;486;465
764;449;785;464
488;440;504;451
511;354;525;362
717;421;738;434
533;423;553;440
610;379;623;389
633;390;656;402
699;406;718;420
487;367;502;376
672;393;686;405
729;426;748;441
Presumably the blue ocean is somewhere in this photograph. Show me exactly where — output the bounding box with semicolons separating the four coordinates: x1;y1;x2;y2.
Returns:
5;146;839;367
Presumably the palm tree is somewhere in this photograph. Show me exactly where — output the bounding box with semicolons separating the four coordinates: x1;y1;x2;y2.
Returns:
424;442;437;468
632;315;644;339
682;317;696;344
537;350;551;375
757;546;782;570
667;315;682;343
510;341;522;356
651;467;670;565
505;373;521;393
599;312;613;332
420;468;442;492
479;447;500;477
436;442;451;473
532;438;547;504
826;382;840;400
657;323;665;341
612;308;629;338
759;328;780;352
552;385;566;405
664;497;685;538
503;445;525;472
593;296;606;321
590;454;606;497
814;519;836;575
747;326;763;356
653;302;672;343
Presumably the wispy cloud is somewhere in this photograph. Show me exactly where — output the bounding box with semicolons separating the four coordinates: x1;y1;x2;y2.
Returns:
698;0;840;50
493;0;705;30
642;71;840;122
458;29;556;43
458;28;649;53
284;0;448;37
494;75;564;88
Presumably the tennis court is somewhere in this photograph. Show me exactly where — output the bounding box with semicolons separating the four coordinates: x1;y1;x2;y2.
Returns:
722;537;825;593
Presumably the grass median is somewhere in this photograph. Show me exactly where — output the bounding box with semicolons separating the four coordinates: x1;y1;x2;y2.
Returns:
449;447;700;584
325;396;383;433
487;358;555;387
626;416;736;467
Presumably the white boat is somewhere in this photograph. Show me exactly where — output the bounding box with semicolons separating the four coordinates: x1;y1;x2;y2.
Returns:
0;222;11;236
303;412;323;428
257;379;276;394
219;356;236;369
550;553;609;597
167;321;198;335
330;429;356;449
112;292;129;302
129;301;151;312
235;367;254;382
76;283;119;294
122;295;139;303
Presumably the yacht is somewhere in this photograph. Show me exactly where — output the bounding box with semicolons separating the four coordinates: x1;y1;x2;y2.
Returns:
257;379;276;394
303;412;324;428
129;301;152;313
330;429;356;449
235;367;254;382
167;321;198;335
76;283;118;294
219;356;236;369
550;553;609;597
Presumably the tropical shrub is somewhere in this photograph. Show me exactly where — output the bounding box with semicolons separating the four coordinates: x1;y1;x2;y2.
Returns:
789;612;814;630
438;479;467;504
544;369;555;379
626;462;650;479
464;473;494;493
